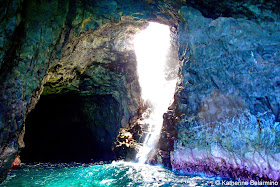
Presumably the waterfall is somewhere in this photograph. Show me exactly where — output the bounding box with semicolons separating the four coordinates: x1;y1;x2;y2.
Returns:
134;22;178;163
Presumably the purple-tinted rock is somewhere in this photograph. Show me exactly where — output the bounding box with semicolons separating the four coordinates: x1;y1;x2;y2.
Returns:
168;6;280;182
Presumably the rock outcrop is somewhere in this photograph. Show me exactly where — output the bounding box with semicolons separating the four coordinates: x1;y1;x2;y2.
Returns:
167;6;280;182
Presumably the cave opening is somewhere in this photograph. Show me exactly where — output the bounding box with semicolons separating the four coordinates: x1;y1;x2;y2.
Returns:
17;21;181;167
20;93;122;163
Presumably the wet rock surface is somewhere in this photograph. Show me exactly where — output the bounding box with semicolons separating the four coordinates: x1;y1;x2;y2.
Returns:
169;6;280;182
114;122;142;161
153;110;177;168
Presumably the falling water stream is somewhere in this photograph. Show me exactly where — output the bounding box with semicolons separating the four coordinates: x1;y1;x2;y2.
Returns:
134;22;178;163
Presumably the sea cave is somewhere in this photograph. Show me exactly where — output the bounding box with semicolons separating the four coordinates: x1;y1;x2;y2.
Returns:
0;0;280;186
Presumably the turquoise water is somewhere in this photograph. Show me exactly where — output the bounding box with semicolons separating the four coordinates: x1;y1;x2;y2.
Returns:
1;161;223;186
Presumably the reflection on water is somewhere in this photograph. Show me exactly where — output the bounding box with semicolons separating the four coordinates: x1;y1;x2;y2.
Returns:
1;161;224;186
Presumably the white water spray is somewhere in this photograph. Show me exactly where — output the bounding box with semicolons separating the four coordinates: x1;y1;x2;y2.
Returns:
134;22;178;163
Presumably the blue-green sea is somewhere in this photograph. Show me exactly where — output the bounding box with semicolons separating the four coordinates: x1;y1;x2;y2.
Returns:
1;161;229;186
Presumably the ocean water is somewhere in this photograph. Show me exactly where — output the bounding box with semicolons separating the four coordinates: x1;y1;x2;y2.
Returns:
1;161;224;187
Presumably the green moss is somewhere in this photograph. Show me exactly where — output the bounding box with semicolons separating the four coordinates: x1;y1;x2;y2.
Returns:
42;84;76;95
47;77;60;83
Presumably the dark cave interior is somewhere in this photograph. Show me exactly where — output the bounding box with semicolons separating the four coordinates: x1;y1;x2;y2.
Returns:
20;93;122;163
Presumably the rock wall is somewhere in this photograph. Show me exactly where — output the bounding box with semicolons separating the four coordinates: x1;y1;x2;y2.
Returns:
169;6;280;181
183;0;280;21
